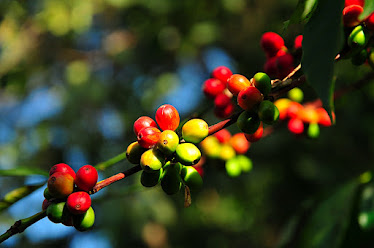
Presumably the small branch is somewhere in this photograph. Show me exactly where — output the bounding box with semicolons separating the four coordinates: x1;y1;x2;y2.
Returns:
208;111;243;136
95;151;128;171
0;210;46;243
269;75;306;100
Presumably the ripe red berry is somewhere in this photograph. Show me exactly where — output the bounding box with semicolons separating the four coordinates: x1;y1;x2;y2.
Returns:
237;86;263;111
48;172;75;198
75;165;98;192
366;12;374;32
133;116;157;136
294;35;303;50
276;53;294;79
202;78;226;99
264;57;278;78
211;66;233;84
67;191;91;215
287;102;304;119
244;122;263;142
288;118;304;134
214;129;232;143
345;0;364;7
316;108;332;127
230;133;250;154
343;5;363;27
137;126;162;149
260;32;285;57
49;163;76;180
214;102;235;119
155;104;180;131
227;74;251;96
214;92;232;109
42;199;52;211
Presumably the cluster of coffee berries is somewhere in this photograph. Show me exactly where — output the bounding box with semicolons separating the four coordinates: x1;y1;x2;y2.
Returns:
202;66;235;119
274;88;332;138
261;32;301;79
342;0;374;66
126;104;204;195
200;129;253;177
42;163;98;231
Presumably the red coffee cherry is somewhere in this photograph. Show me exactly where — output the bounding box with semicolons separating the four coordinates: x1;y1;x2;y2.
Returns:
211;66;233;84
237;86;263;111
137;126;162;149
260;32;285;57
214;92;232;109
294;35;303;50
288;118;304;134
227;74;251;96
214;102;235;119
345;0;364;7
230;133;250;154
245;122;263;143
316;108;332;127
276;53;294;79
287;102;304;119
343;5;363;27
366;12;374;32
49;163;76;180
75;165;98;192
48;172;75;198
264;57;278;78
42;199;52;211
67;191;91;215
202;78;226;99
133;116;157;136
214;129;231;143
155;104;180;131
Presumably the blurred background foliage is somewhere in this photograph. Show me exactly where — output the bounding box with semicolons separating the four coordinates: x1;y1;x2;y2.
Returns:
1;0;374;247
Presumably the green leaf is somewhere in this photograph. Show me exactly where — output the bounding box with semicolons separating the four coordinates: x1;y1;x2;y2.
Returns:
0;183;45;212
301;0;345;120
298;180;360;248
361;1;374;19
0;167;49;177
358;182;374;230
284;0;318;31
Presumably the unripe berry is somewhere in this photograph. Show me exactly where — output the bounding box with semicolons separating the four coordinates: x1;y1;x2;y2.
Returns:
214;92;232;109
237;111;261;134
288;87;304;103
214;129;231;143
47;202;66;223
343;5;363;27
225;158;242;177
49;163;76;180
202;78;226;98
351;49;368;66
156;130;179;156
253;72;272;96
274;98;292;120
181;166;203;192
288;118;304;134
155;104;180;131
175;143;201;166
141;169;163;187
140;148;165;172
219;144;236;161
244;122;263;143
137;126;161;149
307;123;320;139
73;206;95;231
227;74;251;96
348;25;367;49
182;119;209;144
299;107;319;123
260;32;285;57
75;165;98;192
133;116;157;136
126;141;147;164
258;100;280;125
67;191;91;215
237;86;263;111
44;187;53;200
214;102;235;119
200;136;221;158
230;133;250;154
211;66;233;84
236;155;253;172
48;172;74;198
161;163;182;195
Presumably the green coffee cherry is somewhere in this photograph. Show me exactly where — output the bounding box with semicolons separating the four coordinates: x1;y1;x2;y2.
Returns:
236;155;253;172
47;201;66;223
351;49;368;66
126;141;147;164
73;207;95;231
140;148;165;172
175;143;201;166
181;166;203;192
200;136;221;159
44;187;53;200
161;163;182;195
237;111;261;134
141;169;163;187
348;25;367;50
287;87;303;103
182;119;209;144
253;72;271;96
156;130;179;156
307;123;320;139
258;100;279;125
219;144;236;161
225;158;242;177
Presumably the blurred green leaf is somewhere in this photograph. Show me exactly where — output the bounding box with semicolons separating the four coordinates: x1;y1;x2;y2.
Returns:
361;1;374;19
289;0;318;25
302;0;345;119
298;180;360;248
358;182;374;230
0;168;48;177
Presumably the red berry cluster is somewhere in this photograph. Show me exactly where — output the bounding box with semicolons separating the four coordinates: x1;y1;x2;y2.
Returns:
127;104;204;195
261;32;301;79
43;163;98;231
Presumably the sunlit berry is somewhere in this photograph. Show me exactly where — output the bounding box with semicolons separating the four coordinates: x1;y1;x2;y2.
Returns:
227;74;251;96
49;163;76;180
260;32;285;57
155;104;180;131
212;66;233;84
75;165;98;192
133;116;157;136
237;86;263;111
48;172;74;198
202;78;226;99
67;191;91;215
137;126;161;149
